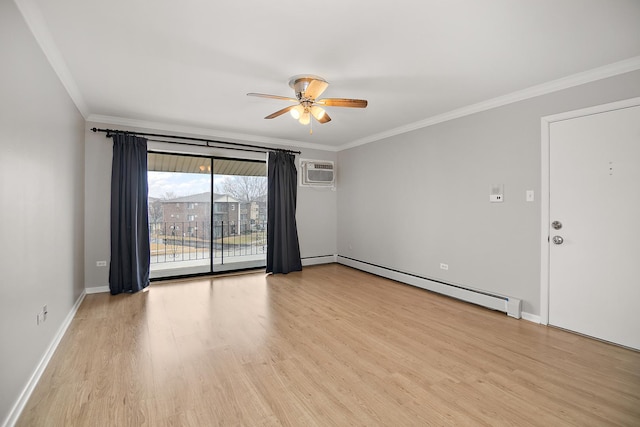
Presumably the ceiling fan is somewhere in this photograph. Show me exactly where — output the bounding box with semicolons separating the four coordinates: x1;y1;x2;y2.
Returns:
247;75;367;132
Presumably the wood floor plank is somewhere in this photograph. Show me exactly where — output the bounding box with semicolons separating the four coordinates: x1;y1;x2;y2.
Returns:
16;264;640;426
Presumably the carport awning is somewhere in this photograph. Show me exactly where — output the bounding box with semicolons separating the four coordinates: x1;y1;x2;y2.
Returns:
148;153;266;176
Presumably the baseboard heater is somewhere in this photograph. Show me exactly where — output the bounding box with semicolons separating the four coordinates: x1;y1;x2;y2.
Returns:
337;256;522;319
301;254;338;266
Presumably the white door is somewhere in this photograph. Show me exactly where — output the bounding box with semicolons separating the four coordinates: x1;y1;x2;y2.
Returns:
548;104;640;350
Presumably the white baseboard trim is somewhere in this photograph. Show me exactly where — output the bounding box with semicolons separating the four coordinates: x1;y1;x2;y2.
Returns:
337;256;523;319
3;290;86;427
521;312;541;324
302;255;337;266
85;285;109;294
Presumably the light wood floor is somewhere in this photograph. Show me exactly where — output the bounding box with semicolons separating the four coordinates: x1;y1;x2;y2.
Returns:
17;264;640;426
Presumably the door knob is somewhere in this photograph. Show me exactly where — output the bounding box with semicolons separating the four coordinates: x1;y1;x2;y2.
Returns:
552;235;564;245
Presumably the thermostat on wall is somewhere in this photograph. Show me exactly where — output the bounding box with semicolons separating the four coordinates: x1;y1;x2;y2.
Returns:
490;184;504;203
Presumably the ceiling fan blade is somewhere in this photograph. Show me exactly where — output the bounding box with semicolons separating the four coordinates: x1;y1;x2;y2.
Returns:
247;93;298;102
317;98;368;108
264;105;296;119
304;79;329;100
310;106;331;124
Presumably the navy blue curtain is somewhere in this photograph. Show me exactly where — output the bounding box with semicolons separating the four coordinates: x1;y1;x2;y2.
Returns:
267;151;302;274
109;133;150;294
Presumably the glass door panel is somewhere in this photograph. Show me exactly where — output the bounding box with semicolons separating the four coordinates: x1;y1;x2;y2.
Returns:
212;159;267;272
147;153;266;279
148;153;212;279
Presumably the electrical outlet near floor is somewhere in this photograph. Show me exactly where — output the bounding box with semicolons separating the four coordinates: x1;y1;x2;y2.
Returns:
440;263;449;270
36;305;48;325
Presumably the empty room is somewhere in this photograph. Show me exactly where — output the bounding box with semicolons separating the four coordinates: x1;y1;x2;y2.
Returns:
1;0;639;425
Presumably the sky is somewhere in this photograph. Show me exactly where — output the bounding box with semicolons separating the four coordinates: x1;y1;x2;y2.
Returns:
148;172;229;199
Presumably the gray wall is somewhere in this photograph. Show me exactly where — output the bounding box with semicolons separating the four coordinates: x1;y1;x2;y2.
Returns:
296;153;337;261
337;70;640;316
84;127;113;289
84;128;337;289
0;1;85;424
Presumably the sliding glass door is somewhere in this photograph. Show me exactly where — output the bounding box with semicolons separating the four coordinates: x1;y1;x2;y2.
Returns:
147;152;267;279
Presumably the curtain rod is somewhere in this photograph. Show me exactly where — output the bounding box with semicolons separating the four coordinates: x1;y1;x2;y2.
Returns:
90;127;301;155
146;138;266;154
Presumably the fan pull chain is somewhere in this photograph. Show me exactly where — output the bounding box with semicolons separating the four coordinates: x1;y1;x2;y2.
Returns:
309;119;313;135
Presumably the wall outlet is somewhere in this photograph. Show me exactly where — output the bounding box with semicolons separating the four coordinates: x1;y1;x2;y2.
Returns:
96;261;107;267
36;305;49;325
440;263;449;270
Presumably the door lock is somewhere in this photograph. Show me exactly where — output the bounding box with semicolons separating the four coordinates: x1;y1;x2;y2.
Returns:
552;235;564;245
551;221;563;230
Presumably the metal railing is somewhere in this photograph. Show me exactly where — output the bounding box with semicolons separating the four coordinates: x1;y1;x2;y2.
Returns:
149;220;267;264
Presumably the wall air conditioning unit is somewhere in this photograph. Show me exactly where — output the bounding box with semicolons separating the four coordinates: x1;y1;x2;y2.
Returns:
300;159;335;187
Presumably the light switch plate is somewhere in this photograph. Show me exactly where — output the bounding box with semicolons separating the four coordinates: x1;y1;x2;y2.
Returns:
526;190;534;202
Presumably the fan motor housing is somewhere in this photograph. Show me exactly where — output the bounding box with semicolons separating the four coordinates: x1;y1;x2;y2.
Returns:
289;75;326;99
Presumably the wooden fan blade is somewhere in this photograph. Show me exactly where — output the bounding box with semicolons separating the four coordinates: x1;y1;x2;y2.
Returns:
319;111;331;124
247;93;298;102
310;106;331;124
265;105;296;119
317;98;368;108
304;80;329;100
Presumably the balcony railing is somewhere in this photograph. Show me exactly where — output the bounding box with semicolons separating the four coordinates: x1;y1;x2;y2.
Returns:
149;220;267;264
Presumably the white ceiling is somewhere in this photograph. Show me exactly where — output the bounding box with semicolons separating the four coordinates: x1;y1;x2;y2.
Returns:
17;0;640;151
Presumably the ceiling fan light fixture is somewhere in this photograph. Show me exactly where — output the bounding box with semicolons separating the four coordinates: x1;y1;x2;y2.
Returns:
310;105;326;120
248;75;367;131
299;110;311;125
290;104;304;120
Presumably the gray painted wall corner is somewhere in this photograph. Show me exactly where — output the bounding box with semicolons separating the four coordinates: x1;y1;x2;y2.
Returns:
337;70;640;316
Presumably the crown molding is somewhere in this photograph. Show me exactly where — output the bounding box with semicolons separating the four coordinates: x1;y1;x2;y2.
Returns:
338;55;640;151
86;115;340;153
14;0;90;118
